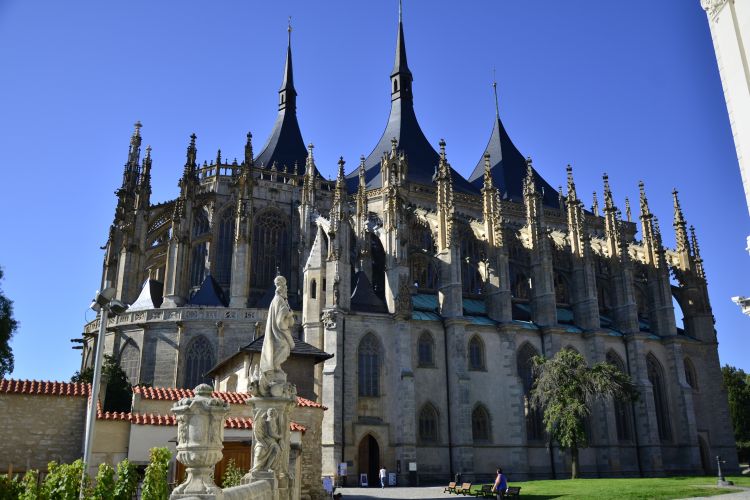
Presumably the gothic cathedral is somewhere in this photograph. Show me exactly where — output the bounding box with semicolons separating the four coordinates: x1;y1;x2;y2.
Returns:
82;10;738;482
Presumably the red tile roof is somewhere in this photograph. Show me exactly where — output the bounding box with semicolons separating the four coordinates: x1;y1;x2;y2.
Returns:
96;400;306;432
0;379;90;397
133;386;325;410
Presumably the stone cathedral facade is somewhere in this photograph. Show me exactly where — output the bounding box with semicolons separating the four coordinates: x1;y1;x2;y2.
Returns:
82;13;738;483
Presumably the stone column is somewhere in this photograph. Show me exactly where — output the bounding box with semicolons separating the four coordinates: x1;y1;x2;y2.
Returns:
170;384;230;499
244;383;298;500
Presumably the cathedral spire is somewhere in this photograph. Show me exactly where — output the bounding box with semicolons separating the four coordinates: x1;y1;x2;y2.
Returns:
279;17;296;112
690;225;706;281
121;121;142;194
244;132;254;168
136;145;152;211
391;0;412;102
672;189;690;254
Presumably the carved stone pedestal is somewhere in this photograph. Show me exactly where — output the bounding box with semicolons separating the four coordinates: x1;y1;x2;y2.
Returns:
242;381;297;500
170;384;230;500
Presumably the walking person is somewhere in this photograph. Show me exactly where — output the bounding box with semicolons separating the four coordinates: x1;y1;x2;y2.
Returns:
492;468;508;499
379;466;387;488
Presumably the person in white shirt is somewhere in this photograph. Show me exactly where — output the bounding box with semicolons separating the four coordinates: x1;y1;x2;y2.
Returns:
379;467;387;488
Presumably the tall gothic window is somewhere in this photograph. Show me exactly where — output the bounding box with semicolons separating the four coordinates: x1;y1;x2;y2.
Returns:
410;254;437;290
468;336;485;371
358;334;380;397
554;272;570;305
460;227;483;295
417;331;435;367
251;210;289;290
606;351;633;442
215;207;235;289
418;403;439;443
517;343;544;441
511;266;530;300
190;242;208;288
684;357;698;390
409;222;435;253
184;336;214;389
647;354;672;442
119;340;140;385
192;209;210;237
472;405;491;442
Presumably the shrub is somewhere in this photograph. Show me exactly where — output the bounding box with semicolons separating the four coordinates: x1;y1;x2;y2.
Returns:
0;474;23;500
91;463;115;500
19;470;40;500
42;459;89;500
113;459;139;500
141;448;171;500
221;459;245;488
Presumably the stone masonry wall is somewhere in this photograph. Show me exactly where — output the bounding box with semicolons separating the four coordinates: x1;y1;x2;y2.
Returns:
0;393;87;472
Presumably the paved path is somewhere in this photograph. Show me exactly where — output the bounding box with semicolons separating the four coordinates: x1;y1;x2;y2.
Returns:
335;485;750;499
334;486;452;499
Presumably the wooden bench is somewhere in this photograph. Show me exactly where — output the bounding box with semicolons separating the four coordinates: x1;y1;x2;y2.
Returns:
443;482;457;494
472;484;495;497
504;486;521;498
456;482;472;495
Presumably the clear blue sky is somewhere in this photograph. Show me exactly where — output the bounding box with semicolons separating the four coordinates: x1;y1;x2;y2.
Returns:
0;1;747;381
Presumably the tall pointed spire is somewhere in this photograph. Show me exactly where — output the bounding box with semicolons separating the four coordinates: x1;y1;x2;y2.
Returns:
672;189;690;254
255;22;307;172
391;0;412;101
493;78;500;119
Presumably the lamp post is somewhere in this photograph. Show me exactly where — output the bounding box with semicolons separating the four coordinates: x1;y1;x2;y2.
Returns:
80;286;128;499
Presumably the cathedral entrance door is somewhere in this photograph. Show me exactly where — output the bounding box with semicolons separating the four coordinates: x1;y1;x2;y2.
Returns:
357;434;380;487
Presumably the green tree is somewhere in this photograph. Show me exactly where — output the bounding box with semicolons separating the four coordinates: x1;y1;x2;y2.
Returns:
722;364;750;462
0;267;18;378
91;463;115;500
113;459;139;500
71;354;133;413
0;474;23;500
530;349;639;479
142;447;172;500
42;460;90;500
221;459;245;488
19;470;40;500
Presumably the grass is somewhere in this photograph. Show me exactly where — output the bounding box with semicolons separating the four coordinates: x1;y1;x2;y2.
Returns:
464;476;749;499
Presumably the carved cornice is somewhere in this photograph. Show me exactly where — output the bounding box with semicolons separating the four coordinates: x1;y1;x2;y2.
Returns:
702;0;729;18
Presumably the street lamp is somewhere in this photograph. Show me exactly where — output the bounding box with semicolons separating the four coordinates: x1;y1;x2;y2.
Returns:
80;286;128;498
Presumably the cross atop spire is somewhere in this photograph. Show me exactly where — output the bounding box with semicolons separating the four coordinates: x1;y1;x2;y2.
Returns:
279;18;296;111
492;72;500;118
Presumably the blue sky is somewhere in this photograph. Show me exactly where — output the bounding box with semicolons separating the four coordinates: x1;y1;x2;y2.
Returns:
0;1;747;381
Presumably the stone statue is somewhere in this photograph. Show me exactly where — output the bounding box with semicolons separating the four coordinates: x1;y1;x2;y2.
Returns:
251;407;282;474
260;275;296;380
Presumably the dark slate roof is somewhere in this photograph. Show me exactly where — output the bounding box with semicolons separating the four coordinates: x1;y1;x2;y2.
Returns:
345;16;478;195
239;335;332;363
188;275;228;307
468;115;560;208
350;271;389;314
255;35;308;172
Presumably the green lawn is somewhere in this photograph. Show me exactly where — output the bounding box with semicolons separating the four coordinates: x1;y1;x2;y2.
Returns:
466;476;749;500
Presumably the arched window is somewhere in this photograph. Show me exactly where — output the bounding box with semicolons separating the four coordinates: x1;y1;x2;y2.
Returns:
215;207;235;289
460;228;483;295
358;334;381;397
410;254;437;290
184;336;214;389
554;272;570;305
468;336;485;371
310;279;317;299
418;332;435;367
647;354;672;441
409;222;435;253
684;358;698;390
119;340;140;385
472;405;491;442
511;267;530;300
606;351;633;442
192;209;210;237
517;343;543;441
252;210;289;289
190;242;208;288
418;403;438;443
393;79;399;93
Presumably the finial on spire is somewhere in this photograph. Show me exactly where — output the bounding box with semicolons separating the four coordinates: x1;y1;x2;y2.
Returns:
639;180;650;217
492;70;499;118
337;156;346;180
625;197;632;222
134;121;142;136
439;138;447;160
391;137;398;156
399;0;403;24
245;132;254;166
484;152;491;175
